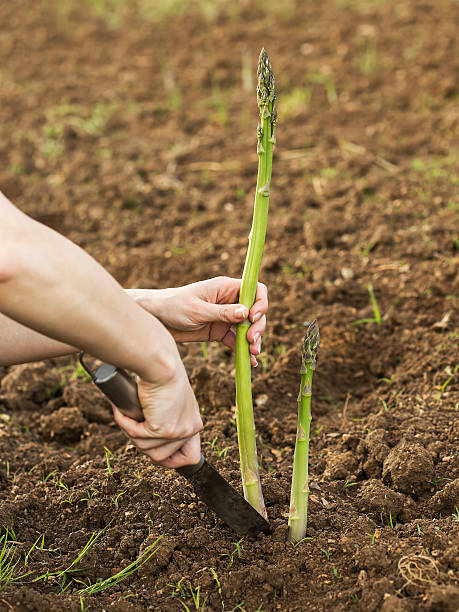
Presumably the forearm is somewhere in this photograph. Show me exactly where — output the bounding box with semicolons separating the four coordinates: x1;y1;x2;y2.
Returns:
0;312;76;365
0;193;179;381
0;290;166;366
0;291;165;366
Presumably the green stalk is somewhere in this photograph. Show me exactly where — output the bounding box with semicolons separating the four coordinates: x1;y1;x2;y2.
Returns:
288;320;320;542
235;49;276;518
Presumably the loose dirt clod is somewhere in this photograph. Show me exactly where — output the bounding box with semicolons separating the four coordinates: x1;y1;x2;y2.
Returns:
382;440;435;496
39;406;87;442
1;362;61;404
428;478;459;516
323;449;360;480
356;479;415;522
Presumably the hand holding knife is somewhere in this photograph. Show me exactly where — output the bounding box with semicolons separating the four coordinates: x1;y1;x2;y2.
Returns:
80;355;270;537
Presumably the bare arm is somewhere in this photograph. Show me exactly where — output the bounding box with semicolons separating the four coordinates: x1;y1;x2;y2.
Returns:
0;192;173;379
1;280;269;366
0;191;202;467
0;312;75;365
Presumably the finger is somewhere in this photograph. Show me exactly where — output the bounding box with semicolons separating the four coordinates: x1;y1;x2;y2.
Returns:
249;282;268;323
247;314;267;344
209;276;242;303
199;300;249;325
157;434;202;469
221;329;236;351
112;405;185;443
250;335;262;356
112;405;153;440
221;329;258;366
143;439;189;464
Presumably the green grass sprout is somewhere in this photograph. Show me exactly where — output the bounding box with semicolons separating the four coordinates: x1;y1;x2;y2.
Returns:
111;490;127;509
79;536;162;594
221;539;243;570
437;365;458;399
352;284;387;325
104;446;114;475
0;529;29;590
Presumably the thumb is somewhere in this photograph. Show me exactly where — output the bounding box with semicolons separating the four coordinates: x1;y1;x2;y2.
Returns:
199;301;248;324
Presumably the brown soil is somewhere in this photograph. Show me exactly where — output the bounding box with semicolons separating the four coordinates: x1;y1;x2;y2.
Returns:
0;0;458;610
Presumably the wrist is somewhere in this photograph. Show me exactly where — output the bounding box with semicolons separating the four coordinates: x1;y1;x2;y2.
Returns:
134;328;182;385
124;289;185;383
126;288;167;317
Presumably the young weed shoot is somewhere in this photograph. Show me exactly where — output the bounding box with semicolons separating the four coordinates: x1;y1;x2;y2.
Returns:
352;283;387;325
79;536;162;594
0;529;29;590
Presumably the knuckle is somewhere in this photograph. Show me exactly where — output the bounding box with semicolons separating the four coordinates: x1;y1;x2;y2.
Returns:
158;425;176;440
142;423;160;439
185;421;202;438
181;426;195;439
221;305;232;321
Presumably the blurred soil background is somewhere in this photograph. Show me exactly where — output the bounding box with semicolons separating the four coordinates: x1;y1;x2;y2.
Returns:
0;0;458;610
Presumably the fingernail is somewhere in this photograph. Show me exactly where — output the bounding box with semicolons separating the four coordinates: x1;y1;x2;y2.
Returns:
252;312;261;323
253;359;258;367
253;332;260;345
235;305;248;318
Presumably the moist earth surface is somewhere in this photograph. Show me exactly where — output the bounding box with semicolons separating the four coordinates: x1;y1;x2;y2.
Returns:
0;0;458;610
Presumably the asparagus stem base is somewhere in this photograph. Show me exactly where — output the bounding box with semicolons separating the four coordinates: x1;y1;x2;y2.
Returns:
236;322;267;518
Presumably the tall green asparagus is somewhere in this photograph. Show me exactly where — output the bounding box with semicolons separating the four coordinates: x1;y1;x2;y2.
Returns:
235;49;276;518
288;320;320;542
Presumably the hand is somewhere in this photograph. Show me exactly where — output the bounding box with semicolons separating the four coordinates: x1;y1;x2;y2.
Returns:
112;361;203;469
128;277;268;367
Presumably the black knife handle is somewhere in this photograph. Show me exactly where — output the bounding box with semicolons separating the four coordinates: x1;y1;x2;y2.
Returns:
89;362;204;477
92;363;144;421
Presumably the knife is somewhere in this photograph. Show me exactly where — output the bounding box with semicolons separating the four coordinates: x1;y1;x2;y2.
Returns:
79;355;270;538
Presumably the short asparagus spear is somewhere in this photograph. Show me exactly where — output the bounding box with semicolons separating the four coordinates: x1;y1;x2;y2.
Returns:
288;320;320;542
235;49;276;518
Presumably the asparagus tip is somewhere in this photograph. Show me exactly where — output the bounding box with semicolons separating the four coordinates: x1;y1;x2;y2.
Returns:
257;48;276;111
302;320;320;368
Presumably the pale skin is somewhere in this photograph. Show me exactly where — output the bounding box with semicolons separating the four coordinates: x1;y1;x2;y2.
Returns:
0;192;267;468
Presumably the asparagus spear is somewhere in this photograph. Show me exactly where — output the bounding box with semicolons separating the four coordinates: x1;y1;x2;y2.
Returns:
235;49;276;518
288;320;320;542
